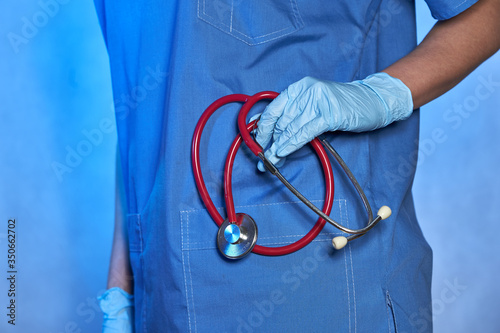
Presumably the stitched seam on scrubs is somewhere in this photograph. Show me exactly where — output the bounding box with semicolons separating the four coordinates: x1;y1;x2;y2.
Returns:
180;199;346;251
180;212;193;332
341;200;352;333
238;199;325;209
186;233;340;246
234;238;335;246
186;238;339;251
185;237;341;250
229;0;234;32
180;237;343;253
430;0;477;20
180;199;325;212
451;0;469;11
386;296;391;333
346;203;357;333
289;0;304;27
199;0;292;38
258;233;339;240
199;0;295;39
390;292;398;331
197;0;303;45
386;291;398;332
180;213;191;331
186;212;198;332
199;15;293;43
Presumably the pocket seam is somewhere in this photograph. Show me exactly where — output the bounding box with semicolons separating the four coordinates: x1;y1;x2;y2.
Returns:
181;210;198;333
181;199;346;250
197;0;304;46
343;201;358;333
386;290;398;333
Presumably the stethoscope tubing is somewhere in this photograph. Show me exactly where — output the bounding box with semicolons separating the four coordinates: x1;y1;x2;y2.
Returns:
193;91;390;256
192;92;335;256
192;93;249;227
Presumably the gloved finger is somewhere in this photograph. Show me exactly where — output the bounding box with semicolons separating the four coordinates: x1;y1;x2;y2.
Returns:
274;115;330;158
257;143;285;172
269;100;315;157
251;111;285;172
272;78;324;140
252;111;287;172
272;98;303;143
255;91;288;149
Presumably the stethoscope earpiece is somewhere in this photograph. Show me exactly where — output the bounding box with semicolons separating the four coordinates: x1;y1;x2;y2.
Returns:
377;206;392;220
332;237;348;250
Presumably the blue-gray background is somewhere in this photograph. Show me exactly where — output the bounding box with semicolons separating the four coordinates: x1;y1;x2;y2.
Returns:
0;1;498;332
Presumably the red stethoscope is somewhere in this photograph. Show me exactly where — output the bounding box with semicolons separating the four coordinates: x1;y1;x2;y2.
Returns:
192;91;391;259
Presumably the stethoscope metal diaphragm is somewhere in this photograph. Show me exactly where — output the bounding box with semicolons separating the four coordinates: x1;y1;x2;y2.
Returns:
217;213;258;259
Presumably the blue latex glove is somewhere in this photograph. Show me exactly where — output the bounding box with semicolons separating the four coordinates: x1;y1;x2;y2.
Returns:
98;287;134;333
255;72;413;171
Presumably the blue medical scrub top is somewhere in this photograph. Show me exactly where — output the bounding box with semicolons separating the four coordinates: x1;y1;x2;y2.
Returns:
94;0;477;332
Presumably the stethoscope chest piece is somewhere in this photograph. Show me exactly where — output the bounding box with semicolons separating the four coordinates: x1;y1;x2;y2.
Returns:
217;213;258;259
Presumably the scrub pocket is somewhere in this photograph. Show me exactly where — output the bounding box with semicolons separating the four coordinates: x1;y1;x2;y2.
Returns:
197;0;304;45
180;199;360;332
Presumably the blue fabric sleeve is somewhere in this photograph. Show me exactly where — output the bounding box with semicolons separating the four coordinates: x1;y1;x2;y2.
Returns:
424;0;479;20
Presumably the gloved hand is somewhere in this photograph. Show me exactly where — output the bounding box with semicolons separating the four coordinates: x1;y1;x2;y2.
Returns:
98;287;134;333
255;72;413;171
